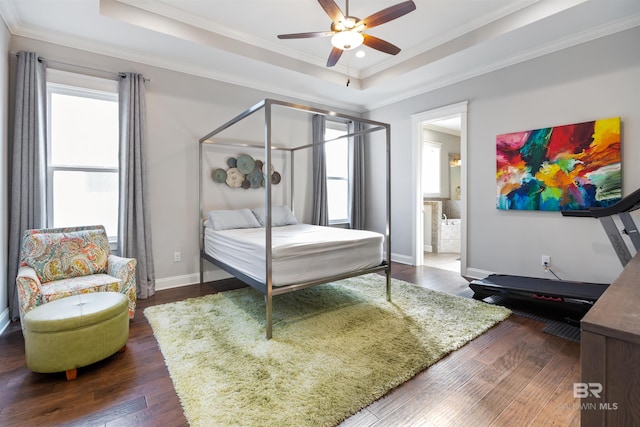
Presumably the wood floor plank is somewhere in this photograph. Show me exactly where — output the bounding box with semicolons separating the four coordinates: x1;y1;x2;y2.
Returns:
338;407;380;427
370;357;489;425
528;341;580;391
568;411;581;426
490;340;581;426
413;364;503;426
474;317;544;366
528;354;581;426
63;396;148;427
106;394;188;427
491;383;551;426
454;335;557;426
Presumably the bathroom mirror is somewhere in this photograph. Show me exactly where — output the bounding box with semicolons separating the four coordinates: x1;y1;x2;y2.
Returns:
449;153;461;200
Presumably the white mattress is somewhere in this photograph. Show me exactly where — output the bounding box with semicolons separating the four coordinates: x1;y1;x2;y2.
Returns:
204;224;384;286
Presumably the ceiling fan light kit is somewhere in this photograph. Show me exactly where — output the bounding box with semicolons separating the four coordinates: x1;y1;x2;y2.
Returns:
331;30;364;50
277;0;416;67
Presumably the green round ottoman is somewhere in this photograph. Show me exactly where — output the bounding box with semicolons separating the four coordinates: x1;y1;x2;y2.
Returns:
23;292;130;380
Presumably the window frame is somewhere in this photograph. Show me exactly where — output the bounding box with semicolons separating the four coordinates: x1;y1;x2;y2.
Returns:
422;140;442;198
45;72;120;243
324;119;351;226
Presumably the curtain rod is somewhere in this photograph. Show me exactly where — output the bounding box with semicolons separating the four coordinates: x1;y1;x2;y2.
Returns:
13;52;151;82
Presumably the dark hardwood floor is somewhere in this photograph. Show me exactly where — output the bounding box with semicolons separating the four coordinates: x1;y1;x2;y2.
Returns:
0;263;580;426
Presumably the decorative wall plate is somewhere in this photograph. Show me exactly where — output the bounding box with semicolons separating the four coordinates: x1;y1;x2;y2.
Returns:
236;155;255;174
271;171;281;185
225;168;244;188
226;157;237;168
247;170;264;188
211;168;227;183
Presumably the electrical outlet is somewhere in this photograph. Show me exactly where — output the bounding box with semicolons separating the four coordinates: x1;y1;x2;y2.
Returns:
174;251;181;262
541;255;550;267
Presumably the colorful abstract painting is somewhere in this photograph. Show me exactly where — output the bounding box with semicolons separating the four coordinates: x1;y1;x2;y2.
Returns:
496;117;621;211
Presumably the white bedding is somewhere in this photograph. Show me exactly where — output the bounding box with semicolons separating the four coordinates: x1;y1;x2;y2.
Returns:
204;224;384;286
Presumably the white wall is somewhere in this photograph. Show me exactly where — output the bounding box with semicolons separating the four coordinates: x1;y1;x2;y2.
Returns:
367;26;640;284
0;21;10;332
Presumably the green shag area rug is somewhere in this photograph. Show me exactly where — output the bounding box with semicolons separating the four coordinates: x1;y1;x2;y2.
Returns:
145;274;511;427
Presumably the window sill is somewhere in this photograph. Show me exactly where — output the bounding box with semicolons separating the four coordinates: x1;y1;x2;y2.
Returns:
328;221;350;228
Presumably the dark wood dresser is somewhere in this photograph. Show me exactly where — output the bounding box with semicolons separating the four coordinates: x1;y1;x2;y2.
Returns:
580;251;640;426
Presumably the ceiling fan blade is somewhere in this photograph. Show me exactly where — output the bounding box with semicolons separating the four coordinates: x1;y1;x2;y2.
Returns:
326;47;343;67
278;31;334;39
317;0;345;23
361;0;416;29
362;34;401;55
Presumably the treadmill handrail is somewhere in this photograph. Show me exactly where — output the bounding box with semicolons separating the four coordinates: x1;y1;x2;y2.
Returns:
562;187;640;218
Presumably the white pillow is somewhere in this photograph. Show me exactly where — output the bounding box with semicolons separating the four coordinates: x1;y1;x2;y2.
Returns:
207;209;261;231
251;206;298;227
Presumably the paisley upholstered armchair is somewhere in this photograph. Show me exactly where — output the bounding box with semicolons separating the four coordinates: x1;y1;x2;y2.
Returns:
16;225;137;327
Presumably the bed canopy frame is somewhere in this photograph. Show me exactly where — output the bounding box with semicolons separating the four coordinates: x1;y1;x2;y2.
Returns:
198;99;391;338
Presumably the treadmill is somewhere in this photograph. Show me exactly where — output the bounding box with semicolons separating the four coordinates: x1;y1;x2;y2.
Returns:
469;187;640;312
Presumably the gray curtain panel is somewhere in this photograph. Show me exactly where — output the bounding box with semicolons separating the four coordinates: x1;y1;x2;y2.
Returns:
118;73;155;299
351;121;365;230
7;51;47;321
312;114;328;226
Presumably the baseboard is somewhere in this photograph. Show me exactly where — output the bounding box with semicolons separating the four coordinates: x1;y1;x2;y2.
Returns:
391;253;414;265
155;270;233;291
423;245;433;252
465;267;494;280
155;273;199;291
0;307;10;336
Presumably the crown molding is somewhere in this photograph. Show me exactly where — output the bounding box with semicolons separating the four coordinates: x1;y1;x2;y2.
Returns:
361;0;541;79
9;24;366;112
364;12;640;111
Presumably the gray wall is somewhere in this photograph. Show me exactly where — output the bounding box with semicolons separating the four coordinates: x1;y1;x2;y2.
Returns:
367;26;640;284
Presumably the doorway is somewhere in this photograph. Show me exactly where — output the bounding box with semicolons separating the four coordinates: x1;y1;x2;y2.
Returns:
423;121;462;273
411;102;468;275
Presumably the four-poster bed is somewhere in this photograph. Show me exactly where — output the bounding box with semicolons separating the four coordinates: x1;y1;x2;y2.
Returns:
198;99;391;338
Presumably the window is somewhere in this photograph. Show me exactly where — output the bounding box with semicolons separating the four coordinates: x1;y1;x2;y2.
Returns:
46;72;119;241
422;141;442;196
324;121;350;224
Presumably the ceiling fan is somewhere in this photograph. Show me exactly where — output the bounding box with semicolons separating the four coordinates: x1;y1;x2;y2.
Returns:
277;0;417;67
